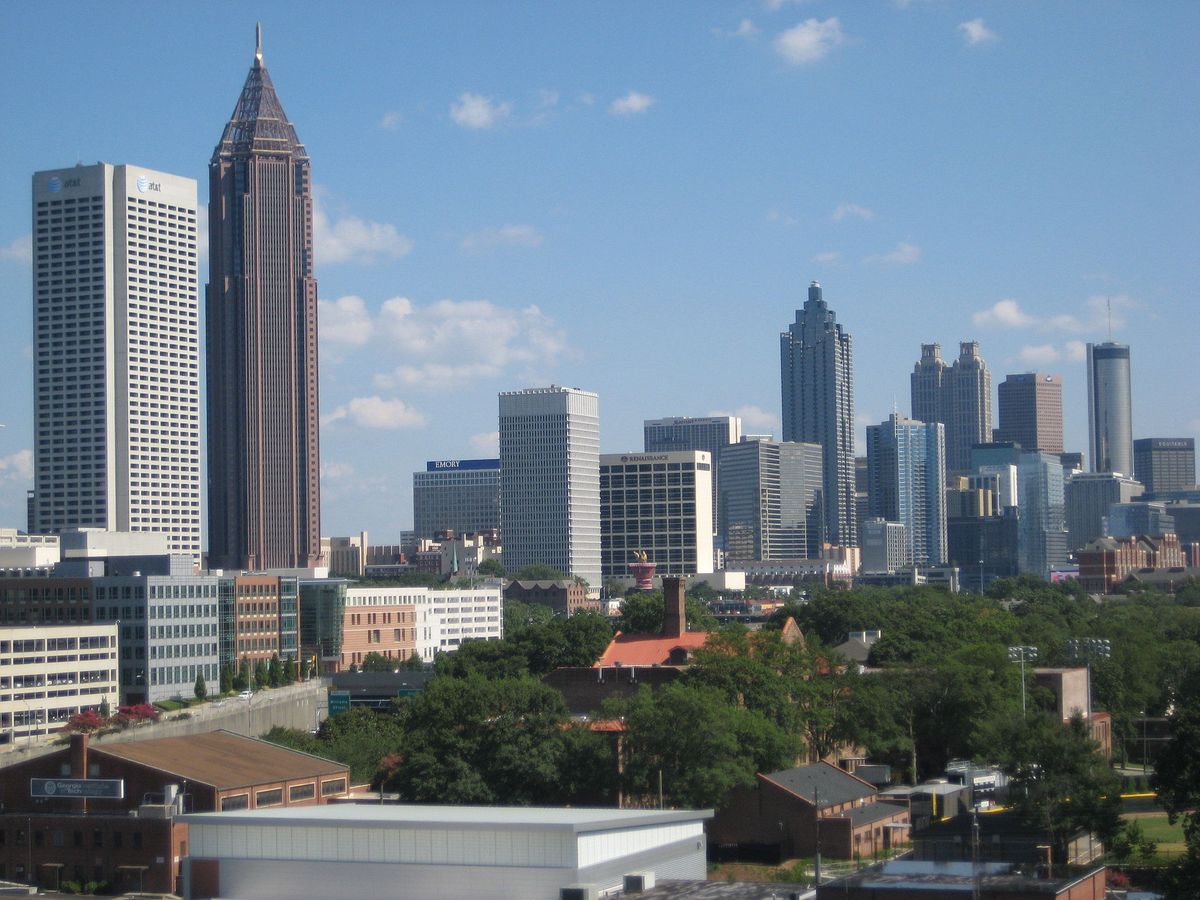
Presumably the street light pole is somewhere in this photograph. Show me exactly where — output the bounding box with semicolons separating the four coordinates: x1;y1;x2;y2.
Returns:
1008;646;1038;718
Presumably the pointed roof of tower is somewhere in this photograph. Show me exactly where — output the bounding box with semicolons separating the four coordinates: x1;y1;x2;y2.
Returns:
214;24;307;160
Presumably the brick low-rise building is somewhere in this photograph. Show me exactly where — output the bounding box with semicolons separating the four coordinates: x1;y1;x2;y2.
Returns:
1076;533;1186;594
0;730;349;893
708;762;910;861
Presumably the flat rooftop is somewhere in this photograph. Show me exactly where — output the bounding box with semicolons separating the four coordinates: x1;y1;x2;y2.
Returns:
182;804;712;833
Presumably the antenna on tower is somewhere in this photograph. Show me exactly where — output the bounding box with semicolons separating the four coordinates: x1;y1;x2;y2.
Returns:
255;22;263;62
1106;296;1112;341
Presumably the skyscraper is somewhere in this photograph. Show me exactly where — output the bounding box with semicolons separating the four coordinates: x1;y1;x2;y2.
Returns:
995;373;1064;454
1064;471;1144;551
865;415;947;566
781;281;856;547
413;459;501;540
31;164;202;559
718;438;824;561
499;386;600;586
909;341;992;473
207;28;321;570
644;415;741;545
1017;450;1068;579
1086;342;1133;475
1134;438;1196;495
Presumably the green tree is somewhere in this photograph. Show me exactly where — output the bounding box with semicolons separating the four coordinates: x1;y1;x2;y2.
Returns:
1153;669;1200;897
282;654;296;685
615;682;796;809
254;658;270;690
268;653;282;687
380;676;573;804
233;655;250;691
403;652;426;671
193;672;207;701
615;591;713;634
99;696;111;719
435;640;530;680
361;651;397;673
994;712;1122;861
476;558;507;578
512;563;568;581
265;706;406;785
503;598;555;635
219;663;234;694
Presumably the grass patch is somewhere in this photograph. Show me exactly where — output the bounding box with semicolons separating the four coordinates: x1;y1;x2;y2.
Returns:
1131;813;1186;850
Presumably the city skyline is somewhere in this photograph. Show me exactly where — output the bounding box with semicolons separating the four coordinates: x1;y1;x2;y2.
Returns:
0;4;1196;542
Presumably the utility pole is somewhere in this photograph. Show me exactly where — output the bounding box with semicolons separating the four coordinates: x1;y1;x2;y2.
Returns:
1007;645;1038;718
813;785;821;887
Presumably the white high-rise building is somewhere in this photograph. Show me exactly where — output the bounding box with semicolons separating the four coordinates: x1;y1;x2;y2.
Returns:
499;386;601;587
31;164;201;559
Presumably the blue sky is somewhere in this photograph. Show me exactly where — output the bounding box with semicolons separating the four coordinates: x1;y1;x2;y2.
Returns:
0;2;1196;542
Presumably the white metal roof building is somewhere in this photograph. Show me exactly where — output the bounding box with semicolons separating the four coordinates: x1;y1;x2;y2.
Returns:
181;804;712;899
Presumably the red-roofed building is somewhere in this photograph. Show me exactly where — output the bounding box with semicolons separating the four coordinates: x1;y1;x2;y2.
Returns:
594;577;711;667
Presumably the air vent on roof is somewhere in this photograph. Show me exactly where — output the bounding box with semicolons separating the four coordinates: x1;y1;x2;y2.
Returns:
623;871;656;892
560;885;598;900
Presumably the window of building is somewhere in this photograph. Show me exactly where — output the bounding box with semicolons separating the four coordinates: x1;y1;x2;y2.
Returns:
321;779;347;797
255;788;283;807
289;783;315;802
221;794;249;811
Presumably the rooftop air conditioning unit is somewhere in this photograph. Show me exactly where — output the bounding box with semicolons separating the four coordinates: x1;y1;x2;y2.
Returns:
560;885;599;900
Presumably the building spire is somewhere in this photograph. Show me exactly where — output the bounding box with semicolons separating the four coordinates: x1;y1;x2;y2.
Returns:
255;22;263;65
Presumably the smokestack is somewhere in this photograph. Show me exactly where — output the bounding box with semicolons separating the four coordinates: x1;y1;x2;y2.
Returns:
662;577;686;638
70;732;89;779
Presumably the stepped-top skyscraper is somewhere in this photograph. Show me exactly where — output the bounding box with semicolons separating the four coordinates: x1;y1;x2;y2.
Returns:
207;27;321;570
781;281;856;547
909;341;992;473
1086;342;1133;476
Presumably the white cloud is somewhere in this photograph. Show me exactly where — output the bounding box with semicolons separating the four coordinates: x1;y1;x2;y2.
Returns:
1065;340;1088;362
470;431;501;456
959;18;998;46
450;92;512;129
326;296;569;392
832;202;875;222
610;91;656;116
1018;344;1060;365
0;449;33;482
461;224;545;253
323;396;426;430
866;241;921;264
379;111;402;130
537;89;559;109
321;461;356;480
812;251;841;264
710;405;781;435
578;92;596;107
313;195;413;265
0;234;32;263
973;298;1037;329
763;0;818;10
715;18;760;38
972;294;1134;333
319;295;374;346
774;17;844;65
766;209;798;226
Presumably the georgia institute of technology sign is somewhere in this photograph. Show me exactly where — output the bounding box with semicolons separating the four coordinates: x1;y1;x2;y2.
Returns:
30;778;125;799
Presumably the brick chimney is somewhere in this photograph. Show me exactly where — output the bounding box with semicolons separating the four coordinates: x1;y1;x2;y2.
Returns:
662;577;686;638
70;732;89;779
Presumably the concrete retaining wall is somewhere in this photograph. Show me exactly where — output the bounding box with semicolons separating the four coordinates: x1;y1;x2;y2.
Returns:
0;680;329;767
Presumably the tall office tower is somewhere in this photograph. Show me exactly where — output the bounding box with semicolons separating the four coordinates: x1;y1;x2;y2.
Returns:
995;373;1064;454
499;387;600;586
865;415;947;567
910;343;947;428
909;342;992;473
412;459;501;539
1016;450;1068;579
31;164;202;560
1086;342;1133;475
947;341;993;473
1064;471;1144;551
600;451;713;577
644;415;741;543
207;29;321;570
781;281;856;547
718;438;824;561
1134;438;1196;495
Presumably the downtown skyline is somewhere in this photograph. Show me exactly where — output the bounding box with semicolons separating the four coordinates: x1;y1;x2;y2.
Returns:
0;3;1196;543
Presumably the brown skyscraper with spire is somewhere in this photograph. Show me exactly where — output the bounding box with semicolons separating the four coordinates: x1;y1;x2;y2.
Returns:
207;26;321;570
